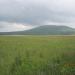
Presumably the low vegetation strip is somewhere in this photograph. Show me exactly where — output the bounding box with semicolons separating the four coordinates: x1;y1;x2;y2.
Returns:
0;36;75;75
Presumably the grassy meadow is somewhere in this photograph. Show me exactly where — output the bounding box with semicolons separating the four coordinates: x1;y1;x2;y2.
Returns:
0;35;75;75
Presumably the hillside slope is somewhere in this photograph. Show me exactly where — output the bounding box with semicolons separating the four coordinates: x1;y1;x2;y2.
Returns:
0;25;75;35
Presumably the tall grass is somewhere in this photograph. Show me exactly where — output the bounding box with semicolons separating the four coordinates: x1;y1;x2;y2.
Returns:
0;36;75;75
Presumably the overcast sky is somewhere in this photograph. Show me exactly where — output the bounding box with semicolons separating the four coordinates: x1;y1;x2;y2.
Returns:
0;0;75;32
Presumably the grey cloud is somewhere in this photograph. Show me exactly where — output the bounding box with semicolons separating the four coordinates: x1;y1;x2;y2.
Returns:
0;0;75;27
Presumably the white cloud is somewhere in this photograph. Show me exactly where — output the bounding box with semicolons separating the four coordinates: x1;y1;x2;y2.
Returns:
0;22;35;32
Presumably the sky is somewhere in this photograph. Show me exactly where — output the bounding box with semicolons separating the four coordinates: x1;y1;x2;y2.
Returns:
0;0;75;32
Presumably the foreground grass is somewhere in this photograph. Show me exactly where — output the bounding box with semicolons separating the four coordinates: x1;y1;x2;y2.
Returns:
0;35;75;75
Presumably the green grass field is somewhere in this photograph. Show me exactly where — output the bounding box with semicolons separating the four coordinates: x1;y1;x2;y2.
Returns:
0;36;75;75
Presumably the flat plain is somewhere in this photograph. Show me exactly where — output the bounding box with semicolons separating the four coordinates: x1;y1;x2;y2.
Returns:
0;35;75;75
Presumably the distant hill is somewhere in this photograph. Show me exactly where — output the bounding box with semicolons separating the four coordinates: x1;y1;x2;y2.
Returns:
0;25;75;35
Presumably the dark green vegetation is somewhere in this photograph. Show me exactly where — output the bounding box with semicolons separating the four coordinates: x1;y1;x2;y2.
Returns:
0;25;75;35
0;36;75;75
